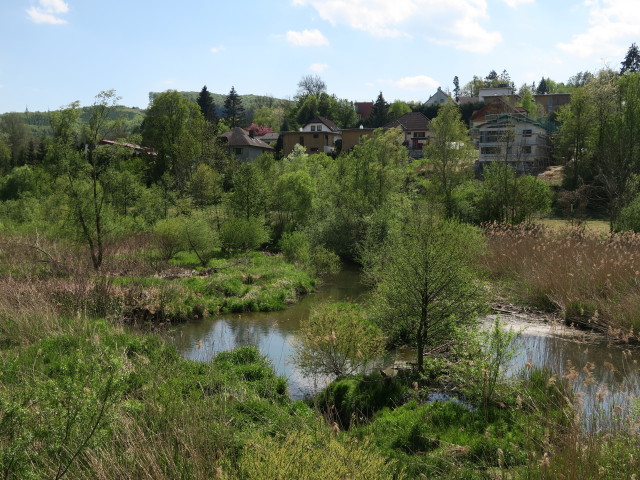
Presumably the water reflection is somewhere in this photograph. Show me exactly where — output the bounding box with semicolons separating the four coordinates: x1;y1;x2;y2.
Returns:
166;268;640;416
165;265;368;399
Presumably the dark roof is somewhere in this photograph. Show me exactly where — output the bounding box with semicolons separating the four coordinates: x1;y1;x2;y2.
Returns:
307;115;340;132
354;102;374;118
97;139;156;156
257;132;280;143
384;112;430;131
220;127;274;150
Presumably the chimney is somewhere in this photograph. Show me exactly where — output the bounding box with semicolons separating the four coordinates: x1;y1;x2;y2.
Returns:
249;129;255;138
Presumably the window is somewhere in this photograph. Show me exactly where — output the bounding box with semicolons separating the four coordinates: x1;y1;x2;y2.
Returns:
234;147;243;155
317;125;323;131
313;133;319;139
522;129;532;137
413;132;426;138
480;146;501;155
311;125;316;131
310;147;319;152
522;145;532;154
299;136;304;146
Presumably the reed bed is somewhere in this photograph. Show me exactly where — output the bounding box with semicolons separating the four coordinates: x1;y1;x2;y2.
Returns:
483;223;640;337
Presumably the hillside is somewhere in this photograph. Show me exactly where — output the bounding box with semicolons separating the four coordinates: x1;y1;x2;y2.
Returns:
148;91;293;119
1;106;146;137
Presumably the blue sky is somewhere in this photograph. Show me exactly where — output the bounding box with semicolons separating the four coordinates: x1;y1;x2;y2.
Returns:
0;0;638;113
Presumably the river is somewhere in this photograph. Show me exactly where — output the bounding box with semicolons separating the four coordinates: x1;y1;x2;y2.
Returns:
165;267;640;420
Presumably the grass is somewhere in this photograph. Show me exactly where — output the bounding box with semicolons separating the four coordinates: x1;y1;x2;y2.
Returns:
537;217;611;234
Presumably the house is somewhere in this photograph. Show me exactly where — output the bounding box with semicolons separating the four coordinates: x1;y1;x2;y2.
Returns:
256;132;280;146
281;116;342;155
469;97;528;128
478;86;518;103
383;112;430;158
425;87;451;107
470;112;551;174
354;102;374;123
219;127;274;160
341;126;376;153
533;93;571;114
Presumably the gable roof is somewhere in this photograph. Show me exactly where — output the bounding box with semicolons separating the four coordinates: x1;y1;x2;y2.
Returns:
384;112;430;131
220;127;274;150
306;115;340;132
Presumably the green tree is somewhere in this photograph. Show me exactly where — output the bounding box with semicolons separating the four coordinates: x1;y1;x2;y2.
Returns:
536;77;549;94
388;100;412;121
223;86;245;128
364;211;485;372
293;302;385;377
424;101;476;218
196;85;217;123
0;113;31;167
142;90;205;189
228;162;268;220
369;92;389;127
621;42;640;74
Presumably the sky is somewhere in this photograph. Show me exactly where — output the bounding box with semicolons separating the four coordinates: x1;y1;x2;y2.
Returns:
0;0;638;113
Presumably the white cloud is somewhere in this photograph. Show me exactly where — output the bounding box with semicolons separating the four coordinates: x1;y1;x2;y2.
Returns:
557;0;640;58
292;0;502;52
309;63;329;72
502;0;534;7
396;75;439;91
210;45;226;53
286;29;329;46
27;0;69;24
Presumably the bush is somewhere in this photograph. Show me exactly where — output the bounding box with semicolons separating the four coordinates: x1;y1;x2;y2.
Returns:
293;302;385;378
219;216;269;253
315;373;408;428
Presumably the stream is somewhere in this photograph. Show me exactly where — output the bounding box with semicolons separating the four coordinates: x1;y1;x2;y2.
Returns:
165;267;640;420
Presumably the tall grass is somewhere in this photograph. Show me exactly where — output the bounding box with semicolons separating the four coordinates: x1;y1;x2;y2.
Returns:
483;223;640;336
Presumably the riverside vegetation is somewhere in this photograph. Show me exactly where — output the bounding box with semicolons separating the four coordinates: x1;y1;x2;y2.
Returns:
1;77;640;477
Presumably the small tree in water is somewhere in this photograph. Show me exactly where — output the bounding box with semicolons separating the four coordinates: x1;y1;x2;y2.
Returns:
363;210;486;372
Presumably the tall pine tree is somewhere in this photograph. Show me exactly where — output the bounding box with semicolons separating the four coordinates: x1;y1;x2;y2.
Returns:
223;86;245;128
621;43;640;74
197;85;217;123
369;92;389;128
536;77;549;94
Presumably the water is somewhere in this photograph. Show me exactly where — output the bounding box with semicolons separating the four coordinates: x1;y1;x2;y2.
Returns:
164;265;369;399
165;268;640;415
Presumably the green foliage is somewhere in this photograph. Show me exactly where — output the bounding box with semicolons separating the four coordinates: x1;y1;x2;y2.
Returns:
219;216;269;253
614;191;640;232
223;86;245;128
0;165;37;200
364;210;486;371
315;373;408;428
293;302;385;377
476;163;552;224
239;429;398;480
424;101;476;218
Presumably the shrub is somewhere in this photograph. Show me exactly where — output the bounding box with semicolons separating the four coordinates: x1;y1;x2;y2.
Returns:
219;216;269;253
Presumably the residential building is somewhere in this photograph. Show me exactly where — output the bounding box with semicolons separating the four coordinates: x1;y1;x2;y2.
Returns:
354;102;374;123
220;127;274;160
533;93;571;114
341;126;375;152
384;112;430;158
478;86;518;102
425;87;451;106
471;112;551;173
281;116;342;155
469;97;528;128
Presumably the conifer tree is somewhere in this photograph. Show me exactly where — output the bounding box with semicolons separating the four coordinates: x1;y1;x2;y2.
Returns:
223;86;245;128
369;92;389;128
621;42;640;74
197;85;217;123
